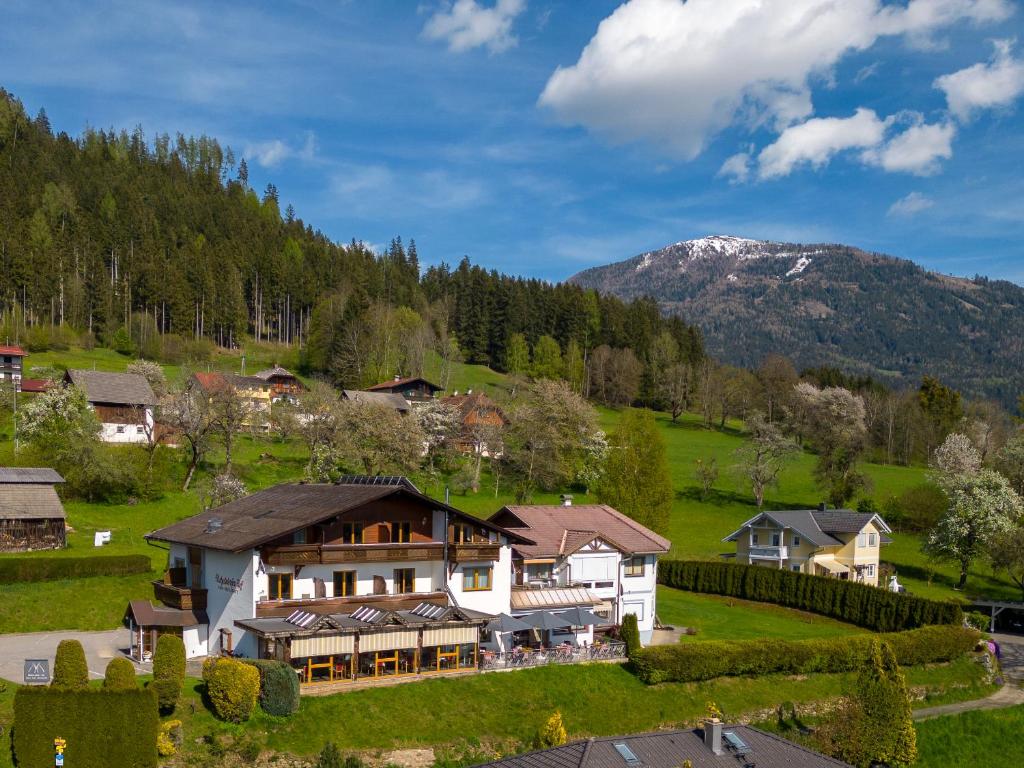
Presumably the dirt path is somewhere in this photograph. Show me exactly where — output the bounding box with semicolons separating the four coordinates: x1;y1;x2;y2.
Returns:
913;684;1024;721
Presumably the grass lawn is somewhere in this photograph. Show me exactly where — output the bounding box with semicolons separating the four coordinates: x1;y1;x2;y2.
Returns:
914;703;1024;768
656;587;866;642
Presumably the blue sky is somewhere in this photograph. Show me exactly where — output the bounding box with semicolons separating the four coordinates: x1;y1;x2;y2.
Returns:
2;0;1023;283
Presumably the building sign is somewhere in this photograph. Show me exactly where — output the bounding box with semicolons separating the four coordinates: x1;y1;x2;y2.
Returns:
55;736;66;767
24;659;50;683
215;573;244;593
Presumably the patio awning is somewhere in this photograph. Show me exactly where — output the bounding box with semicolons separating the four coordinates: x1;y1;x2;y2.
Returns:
510;586;601;610
486;613;533;633
816;559;850;575
556;607;603;626
520;611;572;631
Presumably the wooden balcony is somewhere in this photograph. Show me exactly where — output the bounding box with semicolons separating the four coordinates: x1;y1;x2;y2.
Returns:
450;542;502;562
152;580;208;611
262;542;446;565
255;590;447;618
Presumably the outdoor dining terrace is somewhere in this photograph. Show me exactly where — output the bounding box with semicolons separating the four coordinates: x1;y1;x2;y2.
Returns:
479;640;626;670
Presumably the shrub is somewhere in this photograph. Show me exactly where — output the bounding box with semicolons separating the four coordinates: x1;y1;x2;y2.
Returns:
316;742;344;768
14;686;158;768
203;657;260;722
52;639;89;690
157;719;182;757
965;611;990;632
102;657;138;690
242;658;301;716
620;613;641;657
658;560;962;632
0;553;152;585
537;711;568;748
152;634;186;713
630;625;979;684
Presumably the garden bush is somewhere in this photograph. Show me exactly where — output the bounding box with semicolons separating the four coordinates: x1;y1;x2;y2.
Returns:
0;553;152;583
14;686;158;768
631;625;979;684
102;657;138;690
658;560;962;632
152;634;186;713
620;613;641;658
51;639;88;690
203;656;260;722
242;658;301;716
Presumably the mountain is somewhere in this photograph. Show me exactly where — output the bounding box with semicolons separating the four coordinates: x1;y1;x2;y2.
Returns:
570;235;1024;403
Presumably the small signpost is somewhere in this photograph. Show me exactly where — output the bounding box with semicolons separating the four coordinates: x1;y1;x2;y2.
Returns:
54;737;66;767
24;658;50;684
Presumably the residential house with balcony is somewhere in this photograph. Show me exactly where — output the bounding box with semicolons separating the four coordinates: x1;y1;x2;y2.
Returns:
64;369;156;443
253;365;306;404
441;391;508;455
133;476;528;684
489;499;671;644
723;507;892;585
0;344;25;385
365;375;442;404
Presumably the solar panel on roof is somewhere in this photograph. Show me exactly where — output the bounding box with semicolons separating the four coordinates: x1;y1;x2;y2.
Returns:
410;602;447;619
723;731;750;755
351;606;385;623
613;743;641;765
285;610;318;628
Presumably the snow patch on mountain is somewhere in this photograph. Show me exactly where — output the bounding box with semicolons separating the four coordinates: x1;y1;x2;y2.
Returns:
726;273;738;282
686;235;766;261
785;256;812;277
634;252;655;272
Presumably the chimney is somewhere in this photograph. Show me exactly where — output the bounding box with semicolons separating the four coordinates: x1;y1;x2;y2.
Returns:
818;502;827;512
560;494;573;507
703;718;723;755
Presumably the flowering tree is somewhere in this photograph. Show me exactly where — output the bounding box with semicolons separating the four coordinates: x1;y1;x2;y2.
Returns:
792;383;869;506
732;413;797;507
929;432;982;479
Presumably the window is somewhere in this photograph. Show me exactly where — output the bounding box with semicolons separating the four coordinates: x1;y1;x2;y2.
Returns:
793;536;801;546
391;522;411;543
393;568;416;594
293;529;307;545
333;570;356;597
752;533;759;545
857;533;867;547
771;533;780;546
791;565;801;572
868;533;877;547
526;563;551;582
116;425;125;434
462;567;492;591
866;564;875;577
268;573;292;600
136;425;145;434
342;522;364;544
453;524;473;543
624;556;645;577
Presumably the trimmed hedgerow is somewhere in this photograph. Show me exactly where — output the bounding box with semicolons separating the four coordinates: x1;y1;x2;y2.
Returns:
0;554;152;583
13;687;158;768
631;625;979;684
620;614;641;659
152;634;186;713
658;560;962;632
52;639;89;690
242;658;301;716
102;657;138;690
203;656;260;723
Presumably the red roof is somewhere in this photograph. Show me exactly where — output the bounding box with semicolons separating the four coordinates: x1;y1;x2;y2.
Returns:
0;345;26;356
191;371;228;390
18;379;52;393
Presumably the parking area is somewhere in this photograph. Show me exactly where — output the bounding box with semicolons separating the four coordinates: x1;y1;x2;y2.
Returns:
0;628;135;684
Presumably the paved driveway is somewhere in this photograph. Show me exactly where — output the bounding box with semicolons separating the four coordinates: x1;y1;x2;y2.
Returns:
992;632;1024;682
0;629;138;684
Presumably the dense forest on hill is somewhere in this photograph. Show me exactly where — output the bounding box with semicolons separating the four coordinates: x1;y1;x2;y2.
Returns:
0;89;702;390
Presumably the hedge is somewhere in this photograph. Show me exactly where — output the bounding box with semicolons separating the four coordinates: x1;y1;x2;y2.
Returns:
14;687;158;768
102;657;138;690
0;554;152;583
243;658;301;716
152;634;186;713
203;657;260;723
631;625;980;684
659;560;962;632
51;639;88;690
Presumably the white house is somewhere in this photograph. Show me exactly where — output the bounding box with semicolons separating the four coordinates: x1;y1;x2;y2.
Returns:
64;369;156;444
489;499;671;645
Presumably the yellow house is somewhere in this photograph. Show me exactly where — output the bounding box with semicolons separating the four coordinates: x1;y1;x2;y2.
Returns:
190;372;273;431
723;508;892;586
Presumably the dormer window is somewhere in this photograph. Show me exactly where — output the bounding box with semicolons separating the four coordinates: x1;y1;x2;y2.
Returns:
292;529;307;545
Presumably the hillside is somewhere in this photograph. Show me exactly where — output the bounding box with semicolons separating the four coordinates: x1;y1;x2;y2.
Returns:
570;235;1024;403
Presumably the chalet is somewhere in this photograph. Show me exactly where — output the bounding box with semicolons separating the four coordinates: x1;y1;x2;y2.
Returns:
136;476;529;683
476;721;850;768
0;344;25;385
65;369;156;444
253;366;305;404
341;390;410;414
723;507;892;586
441;392;508;455
489;499;671;645
365;375;442;403
0;468;66;552
190;372;273;430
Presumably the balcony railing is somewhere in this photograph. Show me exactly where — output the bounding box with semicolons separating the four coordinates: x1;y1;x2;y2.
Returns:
749;546;789;559
450;542;502;562
152;580;208;611
262;541;503;566
480;642;626;670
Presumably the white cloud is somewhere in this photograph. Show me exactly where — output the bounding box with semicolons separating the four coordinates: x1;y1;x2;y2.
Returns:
245;132;317;168
863;119;955;175
936;39;1024;119
757;108;890;179
538;0;1011;159
422;0;526;54
717;152;751;183
888;191;935;216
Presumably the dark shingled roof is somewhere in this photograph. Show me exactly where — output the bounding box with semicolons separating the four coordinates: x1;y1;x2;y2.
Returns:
146;481;530;552
474;727;850;768
0;484;66;521
0;468;64;484
125;600;208;628
366;376;442;393
723;509;891;547
492;504;671;558
66;369;156;406
253;365;298;380
342;390;411;413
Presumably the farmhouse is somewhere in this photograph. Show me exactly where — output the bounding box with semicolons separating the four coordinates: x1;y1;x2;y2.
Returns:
341;389;411;414
723;507;892;586
365;375;442;403
441;391;508;455
64;369;156;444
253;365;305;404
476;721;849;768
190;371;273;430
0;467;66;552
490;499;670;644
135;477;659;685
0;344;25;385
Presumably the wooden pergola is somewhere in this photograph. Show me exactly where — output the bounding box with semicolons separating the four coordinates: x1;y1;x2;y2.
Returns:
969;599;1024;632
